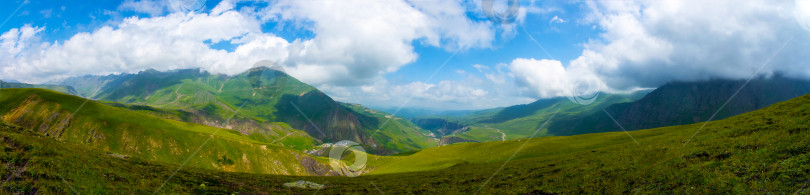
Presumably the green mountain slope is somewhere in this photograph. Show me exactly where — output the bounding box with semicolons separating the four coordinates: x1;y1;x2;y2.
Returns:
58;68;435;154
3;91;808;194
341;103;437;151
0;88;333;176
550;76;810;135
0;122;328;194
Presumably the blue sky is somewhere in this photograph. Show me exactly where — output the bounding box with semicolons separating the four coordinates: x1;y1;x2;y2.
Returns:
1;0;808;110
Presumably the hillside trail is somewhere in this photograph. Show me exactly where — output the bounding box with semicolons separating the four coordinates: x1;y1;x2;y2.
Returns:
168;84;185;105
494;129;505;141
482;125;506;141
218;78;229;93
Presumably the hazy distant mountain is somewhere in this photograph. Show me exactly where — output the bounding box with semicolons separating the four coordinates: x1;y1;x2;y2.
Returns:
373;107;478;119
424;76;810;142
417;91;650;142
53;73;130;97
1;80;79;95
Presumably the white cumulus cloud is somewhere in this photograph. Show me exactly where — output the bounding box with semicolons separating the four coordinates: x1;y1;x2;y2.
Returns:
512;0;810;98
0;0;532;110
0;10;288;83
0;0;503;87
261;0;498;86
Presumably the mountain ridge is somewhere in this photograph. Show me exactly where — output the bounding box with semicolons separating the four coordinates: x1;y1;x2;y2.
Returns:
550;76;810;135
54;68;435;154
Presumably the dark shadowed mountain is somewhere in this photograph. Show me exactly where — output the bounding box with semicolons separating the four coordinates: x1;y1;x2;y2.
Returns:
411;118;467;137
550;76;810;135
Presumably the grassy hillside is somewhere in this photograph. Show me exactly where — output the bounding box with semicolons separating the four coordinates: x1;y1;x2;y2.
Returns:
0;88;332;176
60;68;434;154
0;121;404;194
362;94;810;193
104;102;317;150
60;68;323;151
0;122;320;194
2;92;808;193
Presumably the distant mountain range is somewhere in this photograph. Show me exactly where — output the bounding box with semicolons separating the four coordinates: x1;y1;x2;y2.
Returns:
409;76;810;143
407;91;649;143
6;69;810;150
550;76;810;135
